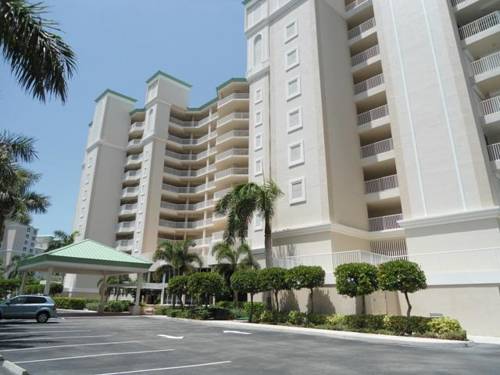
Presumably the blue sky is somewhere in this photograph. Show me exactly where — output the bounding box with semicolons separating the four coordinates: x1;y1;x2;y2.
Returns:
1;0;247;235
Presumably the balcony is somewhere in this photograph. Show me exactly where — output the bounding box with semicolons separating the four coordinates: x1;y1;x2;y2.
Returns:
159;217;213;230
487;143;500;173
121;187;139;198
217;112;249;129
116;221;135;233
123;170;140;182
214;187;232;200
161;199;214;212
129;122;144;136
353;73;385;107
345;0;370;13
164;165;216;179
215;148;249;163
115;239;134;252
471;50;500;92
357;104;390;130
167;133;215;147
162;182;215;195
365;174;398;194
211;231;224;243
119;203;137;216
216;130;249;145
126;154;142;167
480;95;500;126
348;17;376;52
368;213;402;231
170;117;197;128
459;11;500;56
351;44;380;75
214;167;248;181
361;138;394;158
218;93;249;108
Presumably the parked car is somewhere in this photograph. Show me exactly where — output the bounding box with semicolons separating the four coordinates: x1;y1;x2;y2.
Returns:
0;295;57;323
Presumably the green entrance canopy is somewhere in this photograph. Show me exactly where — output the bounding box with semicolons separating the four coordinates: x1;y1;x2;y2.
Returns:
18;239;152;275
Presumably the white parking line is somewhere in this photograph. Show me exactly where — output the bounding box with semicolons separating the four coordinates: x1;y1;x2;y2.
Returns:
223;330;252;335
0;329;89;335
94;361;233;375
1;340;147;352
1;334;113;342
16;349;175;364
157;334;184;340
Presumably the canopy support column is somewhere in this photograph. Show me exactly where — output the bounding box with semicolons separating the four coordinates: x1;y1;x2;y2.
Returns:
160;272;166;305
131;273;143;315
43;267;53;295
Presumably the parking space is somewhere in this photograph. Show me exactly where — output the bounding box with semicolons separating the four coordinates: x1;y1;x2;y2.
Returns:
1;316;500;374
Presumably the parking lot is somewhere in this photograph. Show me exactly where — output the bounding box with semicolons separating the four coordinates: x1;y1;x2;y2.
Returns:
1;316;500;374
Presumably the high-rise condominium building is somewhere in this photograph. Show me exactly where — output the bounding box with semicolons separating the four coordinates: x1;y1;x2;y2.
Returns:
1;222;39;267
67;72;249;296
243;0;500;335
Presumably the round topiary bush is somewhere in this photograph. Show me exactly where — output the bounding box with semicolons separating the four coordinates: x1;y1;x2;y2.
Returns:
286;265;325;313
187;272;225;307
334;262;378;314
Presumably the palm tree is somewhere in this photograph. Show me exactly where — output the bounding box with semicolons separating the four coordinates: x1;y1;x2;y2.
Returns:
216;180;283;269
0;131;37;188
0;0;77;102
153;239;203;276
212;241;259;303
46;230;79;251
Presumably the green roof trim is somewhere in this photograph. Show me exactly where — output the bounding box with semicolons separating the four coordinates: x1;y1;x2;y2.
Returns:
242;0;253;5
216;77;247;91
187;97;218;112
146;70;192;88
95;89;137;103
18;239;151;270
129;108;145;115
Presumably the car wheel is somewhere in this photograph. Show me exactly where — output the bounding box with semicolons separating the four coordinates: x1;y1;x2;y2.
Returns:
36;312;49;323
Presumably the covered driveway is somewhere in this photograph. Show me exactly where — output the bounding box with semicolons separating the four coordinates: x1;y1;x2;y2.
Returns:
17;239;152;313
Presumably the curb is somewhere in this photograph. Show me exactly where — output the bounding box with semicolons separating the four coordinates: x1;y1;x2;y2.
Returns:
146;315;471;348
1;358;29;375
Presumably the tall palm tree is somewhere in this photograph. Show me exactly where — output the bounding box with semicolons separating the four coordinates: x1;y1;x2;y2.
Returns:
216;180;283;269
153;239;202;276
46;230;79;251
0;0;77;102
212;241;259;302
0;131;37;187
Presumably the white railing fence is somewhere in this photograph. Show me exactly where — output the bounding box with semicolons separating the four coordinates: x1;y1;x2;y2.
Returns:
368;213;403;231
487;143;500;161
351;44;380;67
471;50;500;76
360;138;393;158
357;104;389;125
345;0;369;12
348;17;376;40
459;11;500;40
481;95;500;116
354;73;384;95
365;174;398;193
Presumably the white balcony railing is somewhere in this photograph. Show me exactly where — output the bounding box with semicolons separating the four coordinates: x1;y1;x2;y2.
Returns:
215;148;249;162
119;203;137;214
361;138;393;158
348;17;376;40
354;73;384;95
162;182;214;194
450;0;467;7
218;93;249;107
214;188;232;200
161;199;214;212
217;130;249;144
459;11;500;40
487;143;500;161
121;187;139;196
217;112;249;128
471;50;500;76
198;114;218;127
214;168;248;180
124;170;140;180
365;174;398;193
115;239;134;251
130;122;144;132
159;217;213;230
369;213;402;231
357;104;389;125
170;117;197;128
346;0;369;12
351;44;380;67
480;95;500;116
116;221;136;232
211;231;224;243
126;154;142;164
127;139;142;148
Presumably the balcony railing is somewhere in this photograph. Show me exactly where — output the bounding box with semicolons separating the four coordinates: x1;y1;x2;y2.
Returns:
450;0;467;7
471;50;500;76
480;95;500;116
218;93;249;107
159;217;213;229
346;0;369;12
214;188;232;200
214;168;248;180
357;104;389;125
198;114;218;127
361;138;393;158
164;165;216;177
487;143;500;161
162;182;214;194
215;148;249;161
170;117;197;128
122;187;139;196
130;122;144;132
115;239;134;251
351;44;380;67
348;17;376;40
217;112;249;128
127;139;142;148
161;199;214;211
116;221;136;232
368;213;402;231
126;154;142;164
365;174;398;193
217;130;249;144
119;203;137;213
354;73;384;95
211;231;224;243
124;170;140;180
459;11;500;40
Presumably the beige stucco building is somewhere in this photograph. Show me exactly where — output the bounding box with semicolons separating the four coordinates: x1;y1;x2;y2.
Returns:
1;222;40;268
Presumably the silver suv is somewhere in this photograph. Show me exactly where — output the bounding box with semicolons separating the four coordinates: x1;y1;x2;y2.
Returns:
0;295;57;323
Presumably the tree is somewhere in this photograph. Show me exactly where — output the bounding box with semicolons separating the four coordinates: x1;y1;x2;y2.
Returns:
153;239;202;276
0;132;49;237
378;260;427;332
187;272;224;308
0;0;77;103
231;269;261;322
46;230;79;251
167;275;188;309
212;241;259;303
216;181;283;269
258;267;289;312
334;263;378;315
286;265;325;314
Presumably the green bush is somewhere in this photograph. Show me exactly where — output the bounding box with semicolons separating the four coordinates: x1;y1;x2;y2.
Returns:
50;283;64;296
286;265;325;313
230;307;247;320
383;315;431;335
306;313;327;326
334;263;378;314
24;284;44;294
160;306;233;320
104;300;130;312
427;317;463;336
243;302;264;322
325;314;347;330
258;267;289;312
53;297;86;310
231;270;262;322
187;272;225;307
168;275;189;308
85;302;99;311
287;310;306;326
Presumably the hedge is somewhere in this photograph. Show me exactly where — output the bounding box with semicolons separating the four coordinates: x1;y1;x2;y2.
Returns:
53;297;86;310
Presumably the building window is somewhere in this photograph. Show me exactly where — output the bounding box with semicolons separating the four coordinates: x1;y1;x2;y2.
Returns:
254;213;263;231
255;110;263;126
285;20;298;43
285;48;299;71
255;133;263;150
287;77;301;101
255;158;263;176
253;34;263;66
255;88;263;104
288;141;305;167
287;107;302;132
289;177;306;205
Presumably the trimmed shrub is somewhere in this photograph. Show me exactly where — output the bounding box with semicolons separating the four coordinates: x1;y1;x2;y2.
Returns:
243;301;264;322
334;263;378;314
286;266;325;313
231;270;262;322
258;267;289;312
383;315;431;335
104;300;130;312
288;310;306;326
258;310;287;324
187;272;225;307
50;283;64;296
168;275;189;309
306;313;327;326
53;297;86;310
24;284;44;294
427;317;462;336
325;314;347;330
85;302;99;311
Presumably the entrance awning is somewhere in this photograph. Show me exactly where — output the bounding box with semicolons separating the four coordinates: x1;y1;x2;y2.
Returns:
18;239;152;275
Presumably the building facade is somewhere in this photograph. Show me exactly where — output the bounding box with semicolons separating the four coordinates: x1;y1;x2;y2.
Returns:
1;222;39;267
244;0;500;335
66;72;249;296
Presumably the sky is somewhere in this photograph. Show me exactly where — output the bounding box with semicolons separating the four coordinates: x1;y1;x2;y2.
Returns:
1;0;247;235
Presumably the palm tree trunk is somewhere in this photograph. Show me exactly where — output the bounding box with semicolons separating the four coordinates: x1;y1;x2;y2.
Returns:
274;290;279;312
264;220;273;268
309;288;314;314
249;293;254;322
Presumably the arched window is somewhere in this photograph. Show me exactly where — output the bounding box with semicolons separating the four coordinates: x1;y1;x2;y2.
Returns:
253;34;263;66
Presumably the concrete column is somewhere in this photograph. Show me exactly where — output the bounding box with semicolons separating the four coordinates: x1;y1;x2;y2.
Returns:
43;268;53;295
160;272;166;305
130;273;143;315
